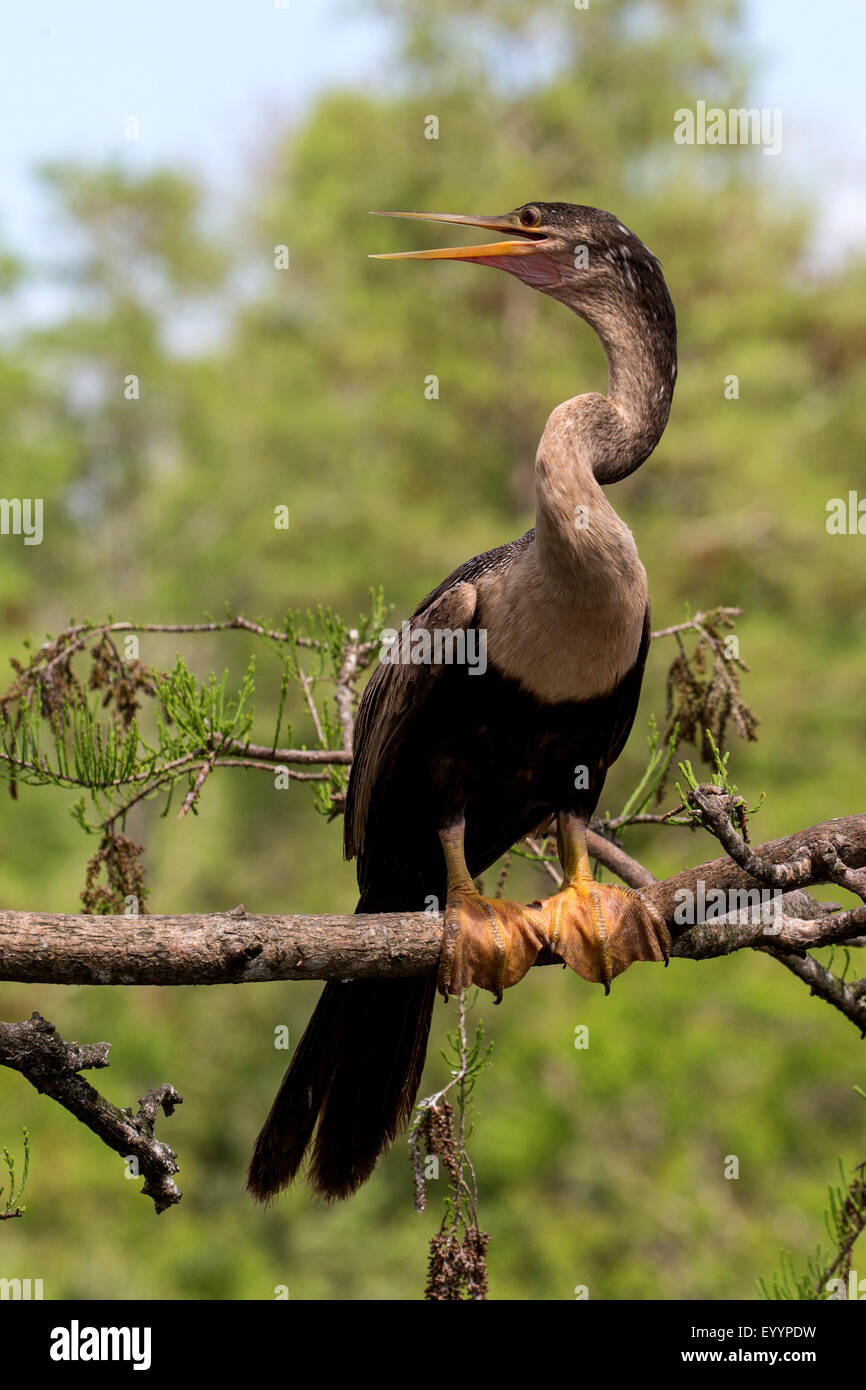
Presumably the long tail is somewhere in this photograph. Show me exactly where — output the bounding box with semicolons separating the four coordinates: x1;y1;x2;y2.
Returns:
247;898;436;1202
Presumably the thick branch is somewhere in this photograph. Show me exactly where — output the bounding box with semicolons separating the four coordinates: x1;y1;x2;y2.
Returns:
0;906;438;984
1;816;864;986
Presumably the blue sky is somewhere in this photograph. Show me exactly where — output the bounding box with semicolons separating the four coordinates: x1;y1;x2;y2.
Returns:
0;2;384;259
1;0;863;300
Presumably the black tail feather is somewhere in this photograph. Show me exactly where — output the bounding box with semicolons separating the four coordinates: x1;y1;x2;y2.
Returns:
247;972;436;1203
247;978;343;1202
309;974;436;1199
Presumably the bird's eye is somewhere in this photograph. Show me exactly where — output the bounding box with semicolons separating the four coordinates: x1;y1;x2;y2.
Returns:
519;206;542;228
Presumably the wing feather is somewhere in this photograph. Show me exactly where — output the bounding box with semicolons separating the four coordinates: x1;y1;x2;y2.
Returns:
344;580;478;860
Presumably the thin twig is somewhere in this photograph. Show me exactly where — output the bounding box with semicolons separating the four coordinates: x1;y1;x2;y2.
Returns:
334;628;361;754
297;668;326;746
650;607;744;641
177;754;216;819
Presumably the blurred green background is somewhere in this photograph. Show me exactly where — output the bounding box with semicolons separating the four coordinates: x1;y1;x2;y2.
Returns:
1;0;864;1300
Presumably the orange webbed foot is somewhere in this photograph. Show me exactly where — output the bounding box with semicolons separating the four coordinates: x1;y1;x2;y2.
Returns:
537;879;670;993
438;888;547;1002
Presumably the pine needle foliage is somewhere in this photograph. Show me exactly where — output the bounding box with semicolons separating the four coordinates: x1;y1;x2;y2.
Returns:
0;597;387;910
0;1127;30;1220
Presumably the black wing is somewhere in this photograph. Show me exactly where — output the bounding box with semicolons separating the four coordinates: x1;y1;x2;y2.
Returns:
344;531;534;864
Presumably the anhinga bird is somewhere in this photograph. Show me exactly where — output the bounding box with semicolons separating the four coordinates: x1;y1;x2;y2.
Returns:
249;202;676;1203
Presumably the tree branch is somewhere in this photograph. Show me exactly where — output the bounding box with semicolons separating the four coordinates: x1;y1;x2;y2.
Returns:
1;815;864;986
0;1013;182;1212
3;811;864;1205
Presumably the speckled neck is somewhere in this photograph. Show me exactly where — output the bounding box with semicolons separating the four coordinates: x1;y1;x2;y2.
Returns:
549;256;677;484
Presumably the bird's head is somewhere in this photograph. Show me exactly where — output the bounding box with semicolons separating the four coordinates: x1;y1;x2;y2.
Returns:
371;202;669;318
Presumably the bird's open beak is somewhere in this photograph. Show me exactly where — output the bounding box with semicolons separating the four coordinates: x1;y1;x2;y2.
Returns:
370;210;548;261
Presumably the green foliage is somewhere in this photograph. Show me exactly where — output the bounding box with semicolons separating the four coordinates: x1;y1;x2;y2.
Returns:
760;1117;866;1301
0;602;385;904
676;730;765;831
615;715;680;823
1;1128;30;1219
154;656;257;761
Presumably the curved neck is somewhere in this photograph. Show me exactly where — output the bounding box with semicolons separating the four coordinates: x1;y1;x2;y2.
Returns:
557;275;677;484
532;275;676;590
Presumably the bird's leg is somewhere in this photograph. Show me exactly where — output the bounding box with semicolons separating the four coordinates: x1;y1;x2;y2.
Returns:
536;811;670;994
437;820;547;1003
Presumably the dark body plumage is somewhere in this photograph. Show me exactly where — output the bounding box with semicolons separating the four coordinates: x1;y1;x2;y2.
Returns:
249;531;650;1200
351;531;650;903
247;200;675;1204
